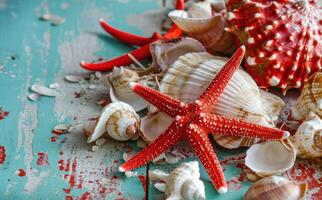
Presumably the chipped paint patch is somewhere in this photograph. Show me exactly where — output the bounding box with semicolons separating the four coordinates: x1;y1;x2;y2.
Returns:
0;108;9;121
0;146;6;165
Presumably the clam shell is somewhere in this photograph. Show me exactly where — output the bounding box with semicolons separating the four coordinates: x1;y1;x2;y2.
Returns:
159;52;285;149
292;71;322;121
245;140;296;177
30;84;59;96
108;67;148;112
244;176;307;200
150;37;206;72
87;102;140;143
168;8;234;54
290;112;322;159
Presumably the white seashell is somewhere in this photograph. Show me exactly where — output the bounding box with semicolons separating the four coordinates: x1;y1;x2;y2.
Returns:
150;37;206;72
50;15;65;26
30;84;59;96
188;1;213;18
168;8;234;54
40;13;51;21
49;82;60;89
140;111;173;143
245;140;296;178
292;71;322;121
108;67;148;112
149;161;205;200
87;102;140;143
28;93;41;102
54;124;71;133
159;52;284;149
64;75;84;83
244;176;308;200
290;113;322;159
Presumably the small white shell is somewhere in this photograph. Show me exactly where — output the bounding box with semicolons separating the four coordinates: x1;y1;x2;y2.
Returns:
168;7;234;54
64;75;84;83
149;161;206;200
244;176;307;200
245;140;296;177
292;71;322;120
30;84;59;96
108;67;148;112
28;93;41;102
150;37;206;72
87;102;140;143
290;112;322;159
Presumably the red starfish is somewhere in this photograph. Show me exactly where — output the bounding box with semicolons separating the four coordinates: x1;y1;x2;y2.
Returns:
118;46;290;194
80;0;184;71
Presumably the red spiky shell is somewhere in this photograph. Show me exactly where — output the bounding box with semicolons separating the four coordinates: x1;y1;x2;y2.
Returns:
226;0;322;93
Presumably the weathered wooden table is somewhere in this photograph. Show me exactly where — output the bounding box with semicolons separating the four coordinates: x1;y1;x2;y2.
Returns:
0;0;321;199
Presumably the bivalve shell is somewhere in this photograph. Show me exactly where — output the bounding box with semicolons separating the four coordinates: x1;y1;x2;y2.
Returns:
244;176;307;200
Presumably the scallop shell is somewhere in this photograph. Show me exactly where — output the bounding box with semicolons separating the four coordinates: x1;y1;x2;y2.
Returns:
168;3;234;54
292;71;322;121
159;52;285;149
108;67;148;112
290;112;322;159
149;161;206;200
245;140;296;177
87;102;140;143
150;37;206;72
244;176;307;200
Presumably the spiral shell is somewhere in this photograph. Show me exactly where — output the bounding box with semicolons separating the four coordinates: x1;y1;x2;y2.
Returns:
159;52;284;149
108;67;148;111
290;112;322;159
244;176;307;200
87;102;140;143
292;71;322;121
245;140;296;178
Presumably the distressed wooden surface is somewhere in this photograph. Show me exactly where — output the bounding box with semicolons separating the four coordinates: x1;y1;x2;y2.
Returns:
0;0;321;200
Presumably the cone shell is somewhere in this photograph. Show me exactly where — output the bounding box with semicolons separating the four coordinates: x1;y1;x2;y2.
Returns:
87;102;140;143
290;112;322;159
245;140;296;177
168;3;234;54
244;176;307;200
150;37;206;72
227;0;322;92
108;67;148;111
292;71;322;121
159;52;285;149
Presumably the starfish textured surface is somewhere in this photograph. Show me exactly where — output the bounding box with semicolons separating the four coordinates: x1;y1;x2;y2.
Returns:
119;46;289;194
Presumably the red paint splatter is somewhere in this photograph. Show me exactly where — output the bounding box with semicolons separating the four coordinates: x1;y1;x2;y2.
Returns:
37;152;49;166
80;192;92;200
0;146;6;165
0;108;9;121
51;136;57;142
138;175;147;193
17;169;26;177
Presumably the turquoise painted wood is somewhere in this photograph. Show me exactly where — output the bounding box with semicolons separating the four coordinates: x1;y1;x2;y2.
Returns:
0;1;321;200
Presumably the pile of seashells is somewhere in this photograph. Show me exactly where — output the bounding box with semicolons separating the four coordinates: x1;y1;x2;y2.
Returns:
81;0;321;199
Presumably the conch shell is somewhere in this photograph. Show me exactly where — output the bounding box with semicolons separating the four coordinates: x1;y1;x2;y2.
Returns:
168;1;234;54
290;112;322;159
292;71;322;121
159;52;285;149
149;161;205;200
87;102;140;143
244;176;307;200
245;140;296;178
107;67;148;111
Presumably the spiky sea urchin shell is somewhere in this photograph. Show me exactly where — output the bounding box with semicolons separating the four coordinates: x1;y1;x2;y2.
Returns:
226;0;322;93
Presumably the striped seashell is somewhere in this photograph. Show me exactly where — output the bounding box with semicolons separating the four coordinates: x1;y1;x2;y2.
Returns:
244;176;307;200
159;52;284;149
292;71;322;121
87;102;140;143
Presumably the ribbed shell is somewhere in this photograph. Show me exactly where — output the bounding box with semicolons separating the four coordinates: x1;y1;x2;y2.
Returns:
227;0;322;92
87;102;140;143
244;176;308;200
290;113;322;159
159;52;285;149
292;71;322;120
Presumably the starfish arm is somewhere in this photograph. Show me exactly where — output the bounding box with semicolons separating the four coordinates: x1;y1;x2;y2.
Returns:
80;44;150;71
99;19;161;46
186;124;228;194
119;119;184;172
129;83;187;118
199;113;290;140
197;46;245;113
162;25;182;39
